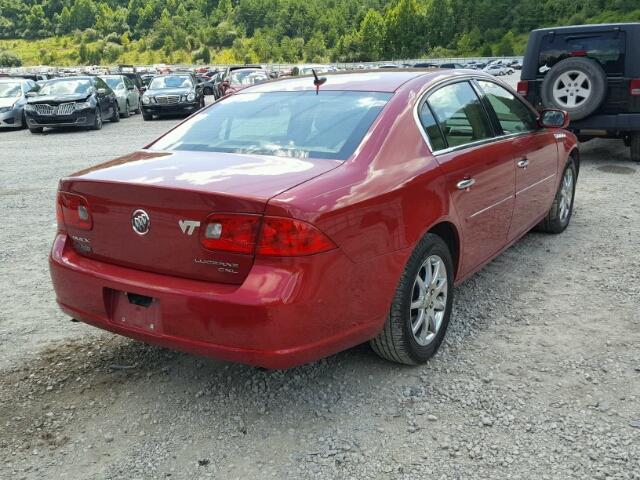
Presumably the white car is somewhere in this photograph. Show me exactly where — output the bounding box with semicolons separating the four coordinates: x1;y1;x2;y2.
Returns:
483;65;508;76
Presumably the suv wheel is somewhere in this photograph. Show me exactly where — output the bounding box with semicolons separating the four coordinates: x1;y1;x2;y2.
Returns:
541;58;607;121
630;133;640;163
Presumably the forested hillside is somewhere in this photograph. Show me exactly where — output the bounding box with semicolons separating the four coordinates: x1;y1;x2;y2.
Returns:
0;0;639;66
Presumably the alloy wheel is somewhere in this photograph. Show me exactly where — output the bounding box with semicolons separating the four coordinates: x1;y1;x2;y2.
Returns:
558;167;574;223
552;70;592;108
410;255;448;346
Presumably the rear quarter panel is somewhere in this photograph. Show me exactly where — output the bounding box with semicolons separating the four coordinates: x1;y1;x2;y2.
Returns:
265;76;458;265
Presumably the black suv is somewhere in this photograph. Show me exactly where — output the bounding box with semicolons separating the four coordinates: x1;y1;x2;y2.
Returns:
518;23;640;161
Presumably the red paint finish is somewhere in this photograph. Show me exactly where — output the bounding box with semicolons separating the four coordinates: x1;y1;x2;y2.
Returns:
50;70;578;368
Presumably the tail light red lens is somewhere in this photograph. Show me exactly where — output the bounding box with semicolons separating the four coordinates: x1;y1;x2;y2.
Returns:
256;217;336;256
58;192;93;230
201;213;261;254
630;79;640;96
200;214;336;256
516;80;529;96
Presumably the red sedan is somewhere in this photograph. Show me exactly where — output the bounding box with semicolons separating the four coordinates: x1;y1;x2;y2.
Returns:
50;70;579;368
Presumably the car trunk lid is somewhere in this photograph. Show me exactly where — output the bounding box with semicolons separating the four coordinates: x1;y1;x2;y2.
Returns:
59;150;340;284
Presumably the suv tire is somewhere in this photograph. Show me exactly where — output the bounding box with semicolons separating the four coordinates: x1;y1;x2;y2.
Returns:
541;58;607;121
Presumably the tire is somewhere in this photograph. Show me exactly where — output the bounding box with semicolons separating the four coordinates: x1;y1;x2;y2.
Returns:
541;58;606;121
142;112;152;121
91;107;103;130
370;233;454;365
111;103;120;123
121;101;130;118
536;158;577;234
29;126;43;134
631;133;640;163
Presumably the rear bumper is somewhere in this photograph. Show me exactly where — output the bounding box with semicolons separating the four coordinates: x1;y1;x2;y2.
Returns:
26;110;95;128
49;233;403;368
570;113;640;132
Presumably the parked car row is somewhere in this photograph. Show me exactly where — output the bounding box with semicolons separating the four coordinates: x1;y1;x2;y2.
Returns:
0;71;215;133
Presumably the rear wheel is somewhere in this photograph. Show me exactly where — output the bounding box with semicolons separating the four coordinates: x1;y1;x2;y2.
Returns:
370;233;454;365
630;132;640;163
133;97;141;114
536;159;577;234
121;101;130;118
111;103;120;122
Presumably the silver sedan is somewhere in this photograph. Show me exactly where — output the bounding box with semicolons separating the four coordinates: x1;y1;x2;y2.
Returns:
100;75;141;118
0;78;38;129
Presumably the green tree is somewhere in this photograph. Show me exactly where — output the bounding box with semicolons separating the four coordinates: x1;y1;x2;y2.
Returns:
385;0;425;59
358;9;386;61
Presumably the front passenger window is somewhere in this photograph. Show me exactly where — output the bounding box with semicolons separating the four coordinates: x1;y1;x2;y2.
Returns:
477;80;537;134
427;82;493;149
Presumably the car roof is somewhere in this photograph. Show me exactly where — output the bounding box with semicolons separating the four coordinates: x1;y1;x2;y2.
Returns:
247;70;440;93
531;22;640;34
50;76;92;81
0;77;27;83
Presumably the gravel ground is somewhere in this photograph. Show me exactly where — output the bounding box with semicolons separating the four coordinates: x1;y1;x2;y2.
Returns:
1;79;640;479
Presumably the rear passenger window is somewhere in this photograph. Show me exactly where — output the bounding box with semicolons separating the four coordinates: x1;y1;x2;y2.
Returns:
426;82;493;149
418;103;446;151
538;31;626;76
477;80;537;134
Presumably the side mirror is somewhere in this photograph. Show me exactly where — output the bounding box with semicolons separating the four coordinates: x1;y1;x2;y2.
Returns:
96;88;107;95
539;109;569;129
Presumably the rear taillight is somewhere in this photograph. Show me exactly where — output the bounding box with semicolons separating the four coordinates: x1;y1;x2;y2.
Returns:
55;194;65;232
201;213;261;254
630;79;640;96
58;192;93;230
257;217;336;256
517;80;529;96
200;214;336;256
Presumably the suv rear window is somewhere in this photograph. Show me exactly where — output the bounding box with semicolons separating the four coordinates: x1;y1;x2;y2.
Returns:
538;31;626;76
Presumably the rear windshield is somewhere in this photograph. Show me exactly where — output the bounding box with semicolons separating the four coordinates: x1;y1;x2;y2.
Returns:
150;91;391;160
538;31;626;76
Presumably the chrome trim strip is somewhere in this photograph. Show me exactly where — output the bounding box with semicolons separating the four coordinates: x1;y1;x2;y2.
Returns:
515;173;556;196
469;195;514;219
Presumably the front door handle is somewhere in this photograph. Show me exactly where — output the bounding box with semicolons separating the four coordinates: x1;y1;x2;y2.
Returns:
456;178;476;190
517;158;529;169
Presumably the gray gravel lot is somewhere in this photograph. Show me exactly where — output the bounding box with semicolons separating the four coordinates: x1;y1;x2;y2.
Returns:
1;78;639;479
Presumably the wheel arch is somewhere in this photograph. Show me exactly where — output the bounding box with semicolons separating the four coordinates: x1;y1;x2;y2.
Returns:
568;146;580;177
426;221;460;281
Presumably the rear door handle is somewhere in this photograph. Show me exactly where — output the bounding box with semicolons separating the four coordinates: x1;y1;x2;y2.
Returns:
517;158;529;169
456;178;476;190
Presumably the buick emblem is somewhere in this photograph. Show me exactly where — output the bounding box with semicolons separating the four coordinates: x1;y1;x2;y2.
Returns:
131;209;150;235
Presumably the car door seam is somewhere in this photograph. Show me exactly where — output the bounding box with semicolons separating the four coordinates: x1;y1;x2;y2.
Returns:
515;173;556;196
